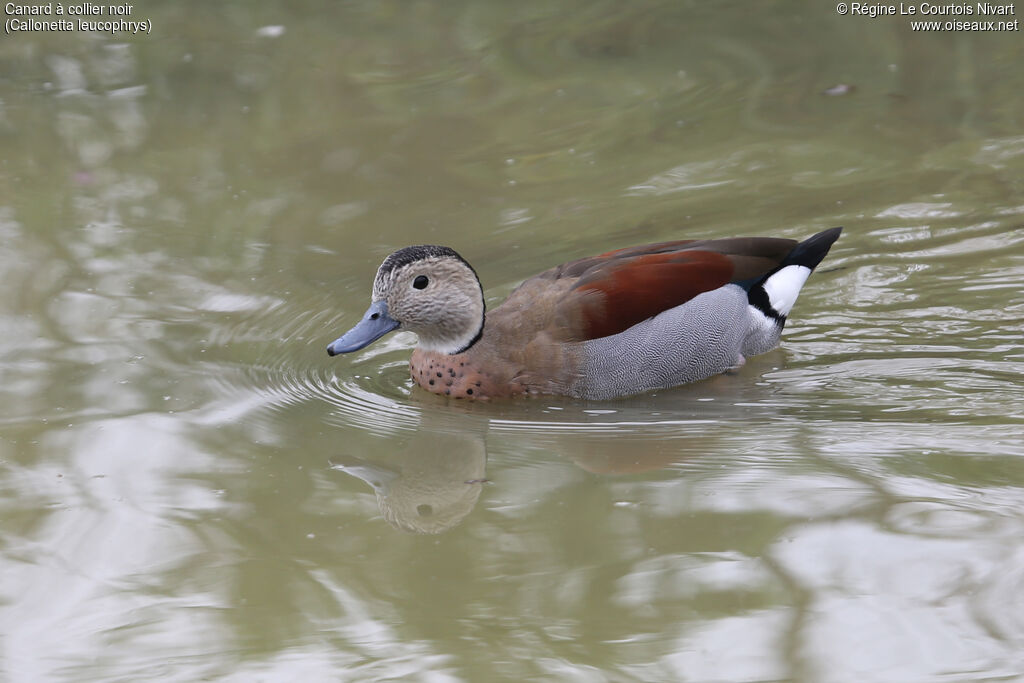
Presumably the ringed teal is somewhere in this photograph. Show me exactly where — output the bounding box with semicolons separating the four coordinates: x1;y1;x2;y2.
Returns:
327;227;842;400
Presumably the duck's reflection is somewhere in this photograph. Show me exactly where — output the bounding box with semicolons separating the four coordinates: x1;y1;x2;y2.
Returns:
331;411;715;534
331;430;487;535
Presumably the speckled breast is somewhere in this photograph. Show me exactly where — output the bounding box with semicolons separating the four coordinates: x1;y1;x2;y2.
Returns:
409;349;524;400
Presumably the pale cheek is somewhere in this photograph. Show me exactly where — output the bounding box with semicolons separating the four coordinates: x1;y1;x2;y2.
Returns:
394;299;442;329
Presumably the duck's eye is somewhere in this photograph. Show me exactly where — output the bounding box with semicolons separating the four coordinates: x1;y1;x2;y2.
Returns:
413;275;429;290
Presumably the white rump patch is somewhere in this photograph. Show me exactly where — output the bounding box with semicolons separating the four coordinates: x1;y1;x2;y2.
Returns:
762;265;811;316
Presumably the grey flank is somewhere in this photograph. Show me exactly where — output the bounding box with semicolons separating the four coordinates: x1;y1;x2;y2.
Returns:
573;285;774;399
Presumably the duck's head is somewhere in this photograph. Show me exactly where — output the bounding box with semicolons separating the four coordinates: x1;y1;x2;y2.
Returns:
327;245;485;357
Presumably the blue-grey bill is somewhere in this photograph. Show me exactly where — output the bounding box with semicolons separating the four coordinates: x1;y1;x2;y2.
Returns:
327;301;399;355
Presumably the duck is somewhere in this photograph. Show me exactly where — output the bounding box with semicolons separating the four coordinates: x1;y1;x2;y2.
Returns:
326;227;842;400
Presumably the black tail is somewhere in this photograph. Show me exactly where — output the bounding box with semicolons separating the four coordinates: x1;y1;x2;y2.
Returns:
780;226;843;271
747;227;842;323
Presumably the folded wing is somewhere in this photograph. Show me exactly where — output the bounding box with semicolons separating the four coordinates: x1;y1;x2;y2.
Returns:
553;237;798;341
